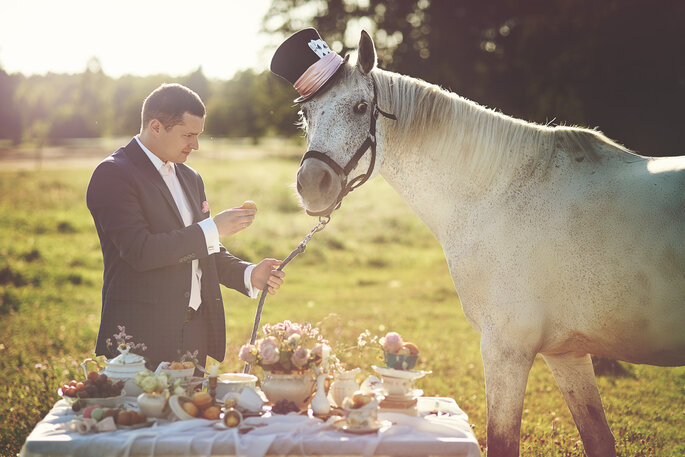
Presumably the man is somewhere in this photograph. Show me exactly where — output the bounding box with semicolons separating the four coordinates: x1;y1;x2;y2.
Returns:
86;83;284;368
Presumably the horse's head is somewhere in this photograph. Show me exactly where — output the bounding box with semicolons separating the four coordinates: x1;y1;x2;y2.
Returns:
273;30;392;216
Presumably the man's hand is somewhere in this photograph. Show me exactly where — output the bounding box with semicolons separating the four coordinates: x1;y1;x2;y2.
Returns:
251;258;285;295
213;208;256;237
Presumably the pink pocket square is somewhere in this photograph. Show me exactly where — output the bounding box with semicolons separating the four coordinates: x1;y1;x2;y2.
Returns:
201;201;210;213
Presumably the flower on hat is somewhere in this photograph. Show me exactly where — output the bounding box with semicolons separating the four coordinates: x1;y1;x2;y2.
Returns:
201;200;210;213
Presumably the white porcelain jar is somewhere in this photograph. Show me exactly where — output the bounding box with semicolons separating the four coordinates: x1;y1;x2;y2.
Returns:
82;345;147;396
329;368;360;408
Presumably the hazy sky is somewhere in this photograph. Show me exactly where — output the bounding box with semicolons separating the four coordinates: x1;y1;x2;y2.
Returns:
0;0;275;79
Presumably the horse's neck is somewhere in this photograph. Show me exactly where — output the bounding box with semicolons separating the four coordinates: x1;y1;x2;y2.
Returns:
375;70;556;244
379;132;461;241
378;116;541;246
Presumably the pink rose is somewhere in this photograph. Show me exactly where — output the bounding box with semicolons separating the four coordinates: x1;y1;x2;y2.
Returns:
382;332;403;353
238;344;257;363
259;338;280;365
291;346;310;368
285;322;303;338
311;343;323;358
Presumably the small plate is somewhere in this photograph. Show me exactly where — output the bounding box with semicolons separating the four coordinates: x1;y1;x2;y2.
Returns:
58;389;127;408
332;418;391;434
118;419;155;430
372;366;431;380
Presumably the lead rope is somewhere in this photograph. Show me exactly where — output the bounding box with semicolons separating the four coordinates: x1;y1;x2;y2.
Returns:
243;215;331;373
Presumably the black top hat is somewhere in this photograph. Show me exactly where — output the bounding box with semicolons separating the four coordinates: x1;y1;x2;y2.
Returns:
270;28;346;103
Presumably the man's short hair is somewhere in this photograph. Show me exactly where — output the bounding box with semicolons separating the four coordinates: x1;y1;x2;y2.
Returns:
141;83;205;131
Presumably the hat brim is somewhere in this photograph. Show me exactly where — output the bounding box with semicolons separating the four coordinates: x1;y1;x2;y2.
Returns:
293;54;349;103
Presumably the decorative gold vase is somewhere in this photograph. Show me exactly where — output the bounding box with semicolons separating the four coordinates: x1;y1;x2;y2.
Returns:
261;372;315;410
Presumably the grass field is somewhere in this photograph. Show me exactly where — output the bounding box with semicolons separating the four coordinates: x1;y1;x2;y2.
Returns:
0;141;683;456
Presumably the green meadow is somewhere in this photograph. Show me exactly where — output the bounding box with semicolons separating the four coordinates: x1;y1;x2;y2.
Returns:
0;141;683;456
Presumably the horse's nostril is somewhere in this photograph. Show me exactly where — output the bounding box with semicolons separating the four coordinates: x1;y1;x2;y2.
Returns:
319;171;331;193
296;179;303;194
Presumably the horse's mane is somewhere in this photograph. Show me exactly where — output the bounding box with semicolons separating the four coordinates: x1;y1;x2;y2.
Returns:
372;69;637;187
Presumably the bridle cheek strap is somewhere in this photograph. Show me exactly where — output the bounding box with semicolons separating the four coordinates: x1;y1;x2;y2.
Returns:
300;80;395;217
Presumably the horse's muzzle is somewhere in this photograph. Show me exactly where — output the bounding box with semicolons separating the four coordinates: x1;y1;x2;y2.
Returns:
296;158;343;216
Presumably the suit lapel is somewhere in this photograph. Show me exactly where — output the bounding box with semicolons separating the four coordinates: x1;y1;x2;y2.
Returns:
124;139;185;227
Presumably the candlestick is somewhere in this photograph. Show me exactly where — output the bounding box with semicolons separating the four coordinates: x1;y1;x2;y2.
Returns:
208;375;218;404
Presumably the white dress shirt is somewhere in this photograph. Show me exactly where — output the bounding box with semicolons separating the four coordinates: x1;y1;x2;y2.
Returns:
135;137;258;305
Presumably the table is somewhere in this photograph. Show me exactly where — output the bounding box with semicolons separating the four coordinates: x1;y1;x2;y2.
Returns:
20;397;481;457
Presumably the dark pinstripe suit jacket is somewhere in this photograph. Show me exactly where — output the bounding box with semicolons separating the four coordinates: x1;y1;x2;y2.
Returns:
86;138;249;363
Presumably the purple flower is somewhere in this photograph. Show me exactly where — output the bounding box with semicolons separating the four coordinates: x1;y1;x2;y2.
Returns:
285;322;303;338
311;343;323;358
291;346;310;368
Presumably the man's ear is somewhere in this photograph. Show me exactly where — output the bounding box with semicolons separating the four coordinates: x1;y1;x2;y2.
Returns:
357;30;376;75
149;119;162;136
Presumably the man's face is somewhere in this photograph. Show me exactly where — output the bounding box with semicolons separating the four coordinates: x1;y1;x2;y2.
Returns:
155;112;204;163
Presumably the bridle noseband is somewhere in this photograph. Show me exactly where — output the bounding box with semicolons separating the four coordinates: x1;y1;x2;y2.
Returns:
300;79;396;217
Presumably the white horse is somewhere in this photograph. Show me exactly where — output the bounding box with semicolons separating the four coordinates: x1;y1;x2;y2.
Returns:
294;31;685;456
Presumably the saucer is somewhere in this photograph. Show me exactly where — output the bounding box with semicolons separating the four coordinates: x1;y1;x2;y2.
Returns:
332;418;391;434
383;388;423;402
372;366;431;380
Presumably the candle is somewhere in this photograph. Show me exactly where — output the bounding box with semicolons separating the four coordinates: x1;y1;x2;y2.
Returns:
209;364;218;377
322;345;330;372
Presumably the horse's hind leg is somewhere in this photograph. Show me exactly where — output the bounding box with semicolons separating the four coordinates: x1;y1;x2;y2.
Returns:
542;353;616;457
481;334;536;457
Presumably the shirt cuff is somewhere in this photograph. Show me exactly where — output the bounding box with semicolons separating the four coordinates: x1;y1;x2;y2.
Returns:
198;218;220;254
244;264;258;299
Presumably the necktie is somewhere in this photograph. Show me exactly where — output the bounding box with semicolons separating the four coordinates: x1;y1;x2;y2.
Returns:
160;162;203;310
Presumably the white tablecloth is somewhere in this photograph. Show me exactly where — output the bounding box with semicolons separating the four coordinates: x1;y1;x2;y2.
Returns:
20;397;481;457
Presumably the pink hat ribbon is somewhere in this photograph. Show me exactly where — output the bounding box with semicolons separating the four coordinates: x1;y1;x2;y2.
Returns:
293;52;344;100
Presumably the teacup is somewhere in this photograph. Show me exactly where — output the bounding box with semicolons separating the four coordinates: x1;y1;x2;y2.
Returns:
380;375;413;397
236;386;264;413
216;373;258;399
344;397;379;428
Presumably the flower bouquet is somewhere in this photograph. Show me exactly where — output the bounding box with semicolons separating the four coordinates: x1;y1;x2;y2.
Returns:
238;320;330;374
134;370;184;418
380;331;419;370
238;320;331;410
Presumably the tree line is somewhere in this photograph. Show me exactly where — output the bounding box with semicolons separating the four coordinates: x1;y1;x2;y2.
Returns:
0;59;300;145
1;0;683;156
266;0;683;157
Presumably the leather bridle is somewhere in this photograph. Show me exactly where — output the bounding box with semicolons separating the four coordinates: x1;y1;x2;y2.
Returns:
299;78;396;217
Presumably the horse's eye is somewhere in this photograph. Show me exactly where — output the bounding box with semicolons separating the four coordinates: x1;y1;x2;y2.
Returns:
354;102;368;114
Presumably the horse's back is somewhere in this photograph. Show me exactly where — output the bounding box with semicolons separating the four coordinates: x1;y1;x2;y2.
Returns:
534;144;685;365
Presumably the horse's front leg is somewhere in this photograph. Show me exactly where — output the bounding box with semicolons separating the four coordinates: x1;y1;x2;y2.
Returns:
481;332;536;457
542;353;616;457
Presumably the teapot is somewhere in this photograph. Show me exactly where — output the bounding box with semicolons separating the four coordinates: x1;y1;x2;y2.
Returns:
81;344;147;396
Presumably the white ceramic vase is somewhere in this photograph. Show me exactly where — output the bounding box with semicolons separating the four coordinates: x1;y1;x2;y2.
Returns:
260;372;315;410
137;392;167;418
310;373;331;416
328;368;360;408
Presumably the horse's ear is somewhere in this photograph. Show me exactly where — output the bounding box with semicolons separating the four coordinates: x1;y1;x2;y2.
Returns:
357;30;376;75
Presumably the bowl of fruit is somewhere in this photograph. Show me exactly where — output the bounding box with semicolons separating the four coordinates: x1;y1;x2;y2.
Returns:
155;360;195;381
168;392;221;421
59;371;126;410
